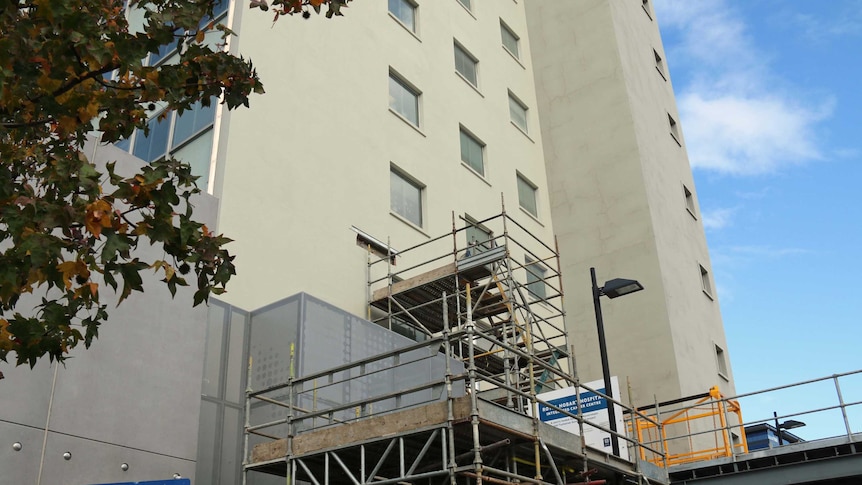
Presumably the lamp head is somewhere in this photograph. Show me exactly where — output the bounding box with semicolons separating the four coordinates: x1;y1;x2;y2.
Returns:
601;278;644;299
780;419;806;430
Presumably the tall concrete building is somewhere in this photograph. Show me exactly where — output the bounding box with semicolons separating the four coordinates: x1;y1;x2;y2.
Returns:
1;1;734;483
207;0;734;408
525;1;735;406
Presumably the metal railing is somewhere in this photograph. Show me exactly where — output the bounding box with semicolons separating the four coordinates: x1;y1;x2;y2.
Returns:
631;369;862;467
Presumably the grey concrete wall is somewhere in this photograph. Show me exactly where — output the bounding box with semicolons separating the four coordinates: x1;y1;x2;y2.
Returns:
0;141;218;484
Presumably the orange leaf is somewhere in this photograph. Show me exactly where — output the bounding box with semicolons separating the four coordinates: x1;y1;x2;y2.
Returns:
58;261;79;290
85;199;113;238
0;319;13;353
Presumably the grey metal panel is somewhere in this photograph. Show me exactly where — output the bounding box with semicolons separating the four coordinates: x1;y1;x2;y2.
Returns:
0;357;54;430
34;141;217;462
247;293;465;437
45;273;209;461
0;139;222;483
0;421;44;484
38;430;196;485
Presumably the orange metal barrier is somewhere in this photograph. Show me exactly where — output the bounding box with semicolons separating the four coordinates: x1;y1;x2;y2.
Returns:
630;386;749;467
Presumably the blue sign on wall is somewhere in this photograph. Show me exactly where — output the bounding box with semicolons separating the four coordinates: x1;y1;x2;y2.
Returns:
92;480;191;485
537;388;608;422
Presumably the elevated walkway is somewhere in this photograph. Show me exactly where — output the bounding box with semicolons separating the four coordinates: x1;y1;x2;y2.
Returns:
668;433;862;484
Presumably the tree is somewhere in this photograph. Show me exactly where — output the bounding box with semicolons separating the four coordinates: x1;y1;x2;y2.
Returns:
0;0;352;370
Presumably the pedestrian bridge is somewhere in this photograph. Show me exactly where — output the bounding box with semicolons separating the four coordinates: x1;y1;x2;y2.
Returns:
668;432;862;484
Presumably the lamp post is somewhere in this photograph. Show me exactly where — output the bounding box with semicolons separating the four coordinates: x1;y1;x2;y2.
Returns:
590;267;644;457
773;411;806;446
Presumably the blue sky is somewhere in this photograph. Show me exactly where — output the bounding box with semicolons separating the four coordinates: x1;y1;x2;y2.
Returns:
654;0;862;440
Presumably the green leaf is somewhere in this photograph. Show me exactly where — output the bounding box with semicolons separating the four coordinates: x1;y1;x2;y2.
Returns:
117;260;147;304
102;231;132;263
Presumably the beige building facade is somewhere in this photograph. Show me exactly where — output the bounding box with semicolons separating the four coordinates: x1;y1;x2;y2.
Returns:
1;1;737;483
200;0;734;408
525;0;734;406
116;0;735;427
215;0;558;316
119;0;734;405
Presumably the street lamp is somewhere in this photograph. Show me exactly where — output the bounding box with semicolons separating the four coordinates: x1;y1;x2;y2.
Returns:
590;268;644;457
773;411;806;446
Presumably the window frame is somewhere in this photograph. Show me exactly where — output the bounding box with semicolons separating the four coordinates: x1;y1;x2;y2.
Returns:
654;48;666;81
456;0;472;13
683;184;697;219
146;1;230;67
642;0;653;20
714;344;729;380
525;256;547;300
500;20;521;60
508;90;529;134
389;69;422;128
390;166;426;229
516;172;539;218
459;126;486;177
668;113;682;146
464;215;494;255
388;0;418;34
454;40;479;88
121;97;218;190
699;264;714;299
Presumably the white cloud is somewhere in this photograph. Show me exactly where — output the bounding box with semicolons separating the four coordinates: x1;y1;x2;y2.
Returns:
709;245;809;270
653;0;832;176
680;93;832;175
734;187;771;200
701;207;735;231
783;7;862;41
725;246;809;258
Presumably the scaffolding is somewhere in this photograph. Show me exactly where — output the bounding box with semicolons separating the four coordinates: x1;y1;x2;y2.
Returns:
242;209;669;485
366;211;569;400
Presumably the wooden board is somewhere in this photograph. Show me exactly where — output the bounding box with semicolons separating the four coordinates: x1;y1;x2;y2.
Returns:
371;263;458;302
251;397;473;463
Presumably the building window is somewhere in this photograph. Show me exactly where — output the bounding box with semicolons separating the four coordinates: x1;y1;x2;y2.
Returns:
389;71;420;126
500;21;520;60
132;115;171;163
465;216;493;255
146;1;230;67
457;0;471;12
683;184;696;218
654;49;666;80
668;113;681;145
700;264;713;298
642;0;652;19
525;256;547;299
517;173;538;217
147;35;179;67
454;41;479;88
508;91;528;133
388;0;417;33
715;344;728;379
122;98;218;191
390;167;424;227
460;127;485;176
